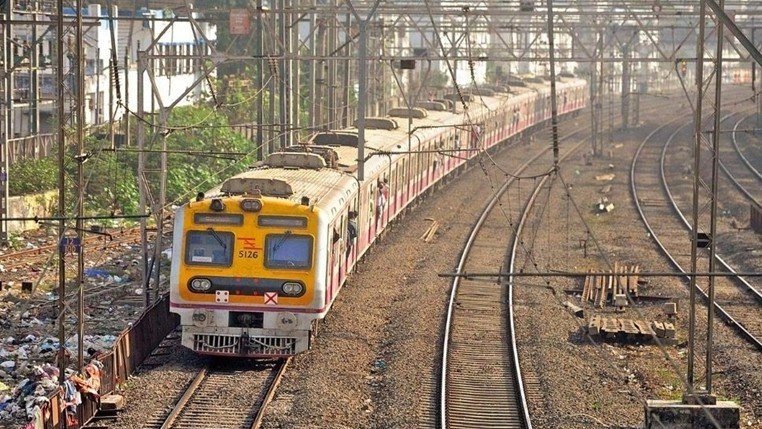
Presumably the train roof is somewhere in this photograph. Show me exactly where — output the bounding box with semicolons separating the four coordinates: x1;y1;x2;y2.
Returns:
203;77;587;218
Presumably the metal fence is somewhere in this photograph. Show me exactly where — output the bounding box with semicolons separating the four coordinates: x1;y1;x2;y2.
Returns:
42;294;178;429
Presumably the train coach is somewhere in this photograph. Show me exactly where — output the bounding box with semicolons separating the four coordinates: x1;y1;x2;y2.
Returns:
169;76;588;357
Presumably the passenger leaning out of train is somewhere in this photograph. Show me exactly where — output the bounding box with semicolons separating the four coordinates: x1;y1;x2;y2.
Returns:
376;180;388;218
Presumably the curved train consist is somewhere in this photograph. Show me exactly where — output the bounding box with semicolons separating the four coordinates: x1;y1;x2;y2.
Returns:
169;77;588;357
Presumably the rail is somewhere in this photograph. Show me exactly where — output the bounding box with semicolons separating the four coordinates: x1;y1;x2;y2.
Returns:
439;125;591;428
156;358;289;429
630;113;762;351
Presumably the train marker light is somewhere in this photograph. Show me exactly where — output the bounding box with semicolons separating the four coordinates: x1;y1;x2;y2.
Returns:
190;278;212;292
281;282;304;296
240;198;263;212
210;198;225;212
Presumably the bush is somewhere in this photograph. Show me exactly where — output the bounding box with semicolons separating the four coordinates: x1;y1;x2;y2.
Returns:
9;157;58;196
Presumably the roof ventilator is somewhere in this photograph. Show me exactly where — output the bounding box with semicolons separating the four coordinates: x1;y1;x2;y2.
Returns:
221;177;294;197
265;152;327;170
443;92;473;102
310;131;359;147
353;117;399;130
469;88;495;97
415;101;447;111
387;107;428;119
283;144;340;168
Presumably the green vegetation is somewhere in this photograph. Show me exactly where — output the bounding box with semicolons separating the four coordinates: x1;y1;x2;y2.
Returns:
9;102;255;219
9;156;59;195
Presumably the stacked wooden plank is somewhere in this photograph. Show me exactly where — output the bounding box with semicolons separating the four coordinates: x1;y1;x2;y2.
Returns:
587;316;672;341
580;263;641;308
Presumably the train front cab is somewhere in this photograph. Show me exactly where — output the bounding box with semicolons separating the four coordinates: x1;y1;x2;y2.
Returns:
169;195;326;357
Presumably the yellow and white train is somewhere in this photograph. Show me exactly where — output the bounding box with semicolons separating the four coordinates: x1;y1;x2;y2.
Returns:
169;77;588;357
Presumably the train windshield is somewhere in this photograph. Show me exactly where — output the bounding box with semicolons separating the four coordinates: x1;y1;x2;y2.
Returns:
185;229;234;266
265;234;313;269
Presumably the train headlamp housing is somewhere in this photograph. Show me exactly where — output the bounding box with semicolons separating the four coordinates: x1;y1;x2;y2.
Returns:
189;278;213;292
210;198;225;212
281;282;304;296
240;198;263;212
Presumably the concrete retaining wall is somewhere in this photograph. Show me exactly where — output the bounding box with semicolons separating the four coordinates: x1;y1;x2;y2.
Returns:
7;190;57;233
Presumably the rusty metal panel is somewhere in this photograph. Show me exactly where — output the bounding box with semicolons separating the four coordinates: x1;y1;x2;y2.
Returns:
43;294;179;428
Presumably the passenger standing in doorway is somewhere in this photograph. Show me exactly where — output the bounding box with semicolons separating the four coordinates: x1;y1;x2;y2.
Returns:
347;210;358;257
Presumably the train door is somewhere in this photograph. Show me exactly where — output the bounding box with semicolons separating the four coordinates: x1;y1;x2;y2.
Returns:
337;209;349;284
401;158;408;208
346;196;360;270
368;181;377;243
328;211;342;304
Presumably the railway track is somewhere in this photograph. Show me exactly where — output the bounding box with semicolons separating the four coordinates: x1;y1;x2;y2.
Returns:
439;122;609;427
631;110;762;350
149;359;289;429
438;93;686;428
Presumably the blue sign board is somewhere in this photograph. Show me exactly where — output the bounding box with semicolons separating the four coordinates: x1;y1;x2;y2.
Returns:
59;237;81;255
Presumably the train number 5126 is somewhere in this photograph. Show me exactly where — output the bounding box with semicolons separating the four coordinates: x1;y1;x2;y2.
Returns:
238;250;259;259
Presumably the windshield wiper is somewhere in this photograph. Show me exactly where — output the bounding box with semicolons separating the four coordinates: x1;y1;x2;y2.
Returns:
273;230;292;252
206;227;227;250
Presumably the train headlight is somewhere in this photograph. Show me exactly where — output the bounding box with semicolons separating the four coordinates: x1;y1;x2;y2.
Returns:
189;278;213;292
240;198;263;212
281;282;304;296
210;198;225;212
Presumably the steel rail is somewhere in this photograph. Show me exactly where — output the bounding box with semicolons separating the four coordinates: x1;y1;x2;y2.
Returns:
730;113;762;183
439;128;581;429
159;367;208;429
439;89;681;428
504;162;551;429
630;113;762;351
158;359;289;429
661;114;762;306
250;358;291;429
713;112;762;208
